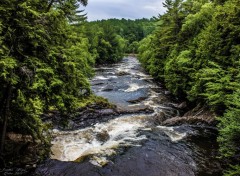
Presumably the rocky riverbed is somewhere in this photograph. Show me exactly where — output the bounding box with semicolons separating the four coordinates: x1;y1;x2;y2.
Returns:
35;56;223;176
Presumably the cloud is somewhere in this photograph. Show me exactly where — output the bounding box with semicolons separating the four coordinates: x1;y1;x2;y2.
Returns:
82;0;166;21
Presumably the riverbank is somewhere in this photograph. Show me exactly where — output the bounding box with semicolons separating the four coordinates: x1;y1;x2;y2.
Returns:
34;56;223;176
1;56;223;175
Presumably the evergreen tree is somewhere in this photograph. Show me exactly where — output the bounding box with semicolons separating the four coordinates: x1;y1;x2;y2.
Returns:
138;0;240;174
0;0;91;159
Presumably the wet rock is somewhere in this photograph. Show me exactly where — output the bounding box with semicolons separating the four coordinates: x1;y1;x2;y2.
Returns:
153;111;166;124
102;85;114;92
151;96;169;105
162;104;217;126
116;71;130;76
162;111;216;126
71;108;118;129
117;105;153;114
59;120;75;130
141;78;154;82
98;109;116;115
181;126;222;175
92;82;104;86
177;102;187;109
74;154;90;163
127;96;148;104
36;159;100;176
168;102;187;110
96;130;110;142
42;102;118;130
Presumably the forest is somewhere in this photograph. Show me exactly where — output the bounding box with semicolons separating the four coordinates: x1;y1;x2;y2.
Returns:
138;0;240;174
83;18;155;63
0;0;239;175
0;0;154;171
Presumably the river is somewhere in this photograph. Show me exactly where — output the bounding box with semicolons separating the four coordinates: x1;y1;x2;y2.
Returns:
36;57;222;176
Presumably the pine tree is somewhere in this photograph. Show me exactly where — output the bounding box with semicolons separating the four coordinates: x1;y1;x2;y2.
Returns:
138;0;240;174
0;0;90;158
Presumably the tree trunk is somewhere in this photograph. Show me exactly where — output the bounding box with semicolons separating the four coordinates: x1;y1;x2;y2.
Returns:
46;0;55;12
0;85;12;155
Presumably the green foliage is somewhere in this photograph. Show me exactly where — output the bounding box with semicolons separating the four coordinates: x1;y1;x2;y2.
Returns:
86;18;156;58
180;2;214;46
218;104;240;157
128;41;139;54
0;0;92;160
138;0;240;174
224;165;240;176
77;95;115;109
82;22;127;64
0;0;153;164
79;18;156;64
138;35;154;69
95;25;125;64
164;50;194;98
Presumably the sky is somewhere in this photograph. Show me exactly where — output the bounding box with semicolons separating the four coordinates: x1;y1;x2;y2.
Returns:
83;0;166;21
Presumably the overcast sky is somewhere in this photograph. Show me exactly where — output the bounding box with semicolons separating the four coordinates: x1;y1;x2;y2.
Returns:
83;0;166;21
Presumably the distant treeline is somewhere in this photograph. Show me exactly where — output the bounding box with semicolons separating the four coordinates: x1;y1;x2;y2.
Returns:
83;18;156;64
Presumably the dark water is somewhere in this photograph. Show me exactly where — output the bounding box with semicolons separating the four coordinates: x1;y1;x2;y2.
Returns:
35;57;222;176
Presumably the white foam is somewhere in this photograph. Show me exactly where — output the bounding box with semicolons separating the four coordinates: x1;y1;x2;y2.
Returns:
94;76;108;80
124;83;145;92
156;126;186;141
51;115;148;162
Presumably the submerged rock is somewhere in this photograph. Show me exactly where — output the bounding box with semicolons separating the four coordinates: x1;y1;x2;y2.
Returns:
102;85;115;92
116;71;130;76
96;130;110;142
127;96;148;103
153;111;166;124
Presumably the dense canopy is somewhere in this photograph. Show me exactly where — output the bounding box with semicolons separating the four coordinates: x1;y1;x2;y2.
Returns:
0;0;239;175
138;0;240;174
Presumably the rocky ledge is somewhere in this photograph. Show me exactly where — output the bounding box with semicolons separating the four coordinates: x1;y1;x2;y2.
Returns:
42;102;153;131
162;104;217;126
